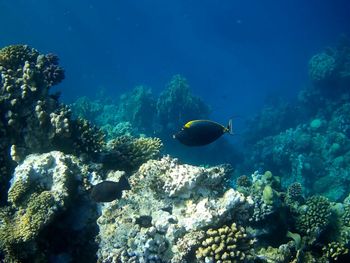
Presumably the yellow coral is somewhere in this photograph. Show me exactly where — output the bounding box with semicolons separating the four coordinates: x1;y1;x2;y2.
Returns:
196;222;255;262
322;241;349;261
0;45;38;69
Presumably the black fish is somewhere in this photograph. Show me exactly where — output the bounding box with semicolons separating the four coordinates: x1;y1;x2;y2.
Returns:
135;215;153;228
91;177;131;202
173;119;233;146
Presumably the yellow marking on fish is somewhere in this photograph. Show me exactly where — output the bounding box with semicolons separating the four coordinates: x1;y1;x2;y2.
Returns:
184;120;226;130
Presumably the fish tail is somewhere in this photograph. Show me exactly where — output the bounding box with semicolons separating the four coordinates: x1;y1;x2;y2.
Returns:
227;119;234;134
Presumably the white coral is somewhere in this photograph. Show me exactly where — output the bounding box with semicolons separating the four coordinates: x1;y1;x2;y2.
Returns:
96;156;254;262
176;189;252;231
9;151;80;206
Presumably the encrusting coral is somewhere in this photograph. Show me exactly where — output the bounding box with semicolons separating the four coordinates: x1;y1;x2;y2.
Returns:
0;151;91;261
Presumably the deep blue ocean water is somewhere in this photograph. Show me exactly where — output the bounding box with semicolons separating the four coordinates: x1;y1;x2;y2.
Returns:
1;0;350;125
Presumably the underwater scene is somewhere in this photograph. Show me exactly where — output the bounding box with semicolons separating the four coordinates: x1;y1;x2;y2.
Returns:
1;0;350;262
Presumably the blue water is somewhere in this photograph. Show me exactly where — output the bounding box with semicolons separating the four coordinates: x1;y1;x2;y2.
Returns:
1;0;350;122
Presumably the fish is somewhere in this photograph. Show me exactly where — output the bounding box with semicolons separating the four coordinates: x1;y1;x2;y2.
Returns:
173;119;233;146
135;215;153;228
90;177;131;202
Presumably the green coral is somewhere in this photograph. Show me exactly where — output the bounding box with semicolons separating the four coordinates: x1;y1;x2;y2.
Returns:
342;204;350;227
322;241;349;261
0;191;56;261
156;74;210;132
0;44;39;69
70;96;105;124
296;195;331;235
106;135;163;171
117;86;156;133
195;223;255;263
70;117;105;155
257;244;295;263
262;185;275;205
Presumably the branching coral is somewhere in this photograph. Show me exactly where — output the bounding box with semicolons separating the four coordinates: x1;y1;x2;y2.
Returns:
105;135;162;171
322;241;349;261
287;182;303;202
0;44;39;70
296;195;331;236
36;53;65;87
117;85;156;133
70;96;105;124
195;223;256;262
156;74;210;132
70;117;105;155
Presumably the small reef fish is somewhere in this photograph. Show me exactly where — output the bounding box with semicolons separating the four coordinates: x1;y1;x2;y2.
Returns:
91;177;131;202
173;119;233;146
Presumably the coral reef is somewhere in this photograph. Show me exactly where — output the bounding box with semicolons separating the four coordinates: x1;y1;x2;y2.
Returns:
246;106;350;200
156;74;210;133
242;38;350;204
0;45;105;202
0;151;98;262
117;85;156;133
2;38;350;262
309;52;337;83
70;86;156;138
104;135;163;171
96;156;253;262
309;35;350;90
